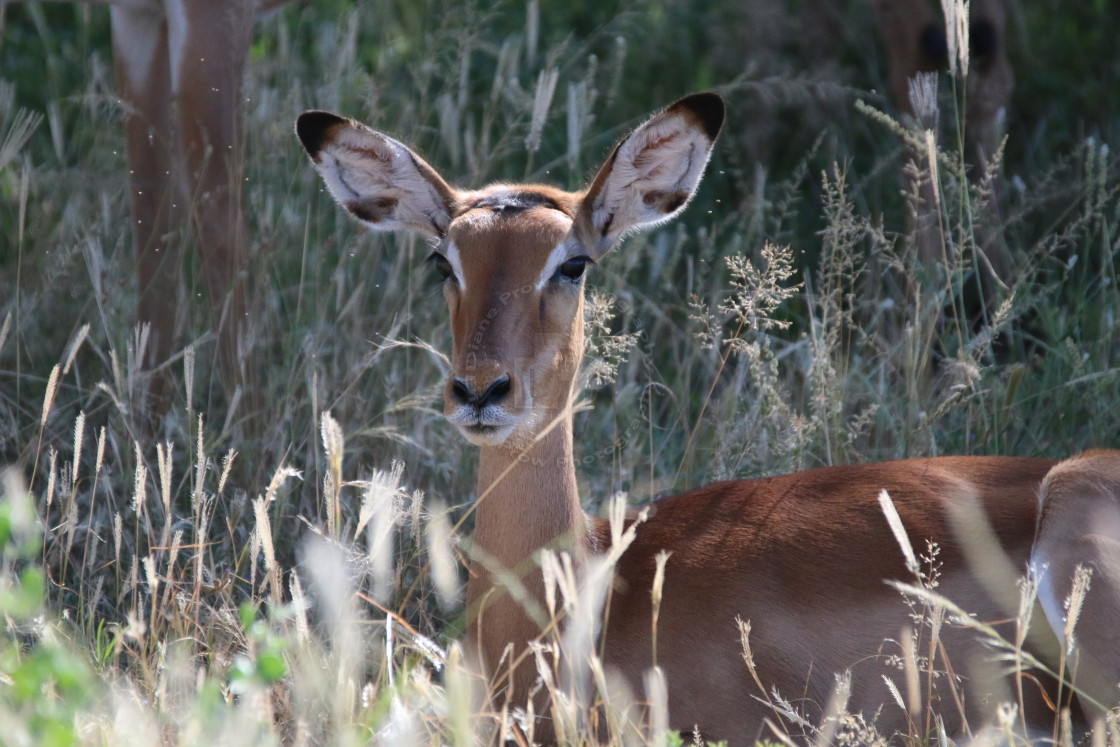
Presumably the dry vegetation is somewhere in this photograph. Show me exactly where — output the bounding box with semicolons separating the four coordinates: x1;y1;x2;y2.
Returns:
1;0;1118;744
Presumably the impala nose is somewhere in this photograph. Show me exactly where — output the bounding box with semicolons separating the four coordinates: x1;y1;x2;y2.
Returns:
450;375;512;408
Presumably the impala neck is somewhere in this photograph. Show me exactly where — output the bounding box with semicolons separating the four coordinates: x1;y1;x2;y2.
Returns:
472;403;587;577
467;393;590;702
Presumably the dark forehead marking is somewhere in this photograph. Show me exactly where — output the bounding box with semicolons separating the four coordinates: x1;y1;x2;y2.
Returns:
465;190;562;214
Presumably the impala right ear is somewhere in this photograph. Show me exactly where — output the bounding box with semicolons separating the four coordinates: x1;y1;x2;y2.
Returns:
576;92;724;258
296;111;457;237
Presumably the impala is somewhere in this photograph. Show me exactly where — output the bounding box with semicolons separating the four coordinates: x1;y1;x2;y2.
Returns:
868;0;1014;281
2;0;297;408
296;93;1119;744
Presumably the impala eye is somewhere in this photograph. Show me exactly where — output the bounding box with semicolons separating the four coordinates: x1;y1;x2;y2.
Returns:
428;252;454;282
555;256;591;282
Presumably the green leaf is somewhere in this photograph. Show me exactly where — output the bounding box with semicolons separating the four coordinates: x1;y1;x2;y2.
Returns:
0;566;45;618
255;649;287;683
32;718;78;747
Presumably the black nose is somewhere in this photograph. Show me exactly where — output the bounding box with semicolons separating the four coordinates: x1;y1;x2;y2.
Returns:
450;375;511;408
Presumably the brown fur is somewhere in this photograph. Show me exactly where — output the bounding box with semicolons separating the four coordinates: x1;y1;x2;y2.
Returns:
601;458;1058;741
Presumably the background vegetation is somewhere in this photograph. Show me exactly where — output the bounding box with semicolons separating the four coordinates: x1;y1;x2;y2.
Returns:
0;0;1118;743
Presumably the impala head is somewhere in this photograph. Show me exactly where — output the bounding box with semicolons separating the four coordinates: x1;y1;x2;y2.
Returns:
297;93;723;448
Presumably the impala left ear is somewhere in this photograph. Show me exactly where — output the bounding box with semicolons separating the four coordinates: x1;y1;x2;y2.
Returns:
576;92;724;257
296;110;457;237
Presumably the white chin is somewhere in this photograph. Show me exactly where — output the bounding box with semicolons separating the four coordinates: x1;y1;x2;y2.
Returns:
456;423;516;446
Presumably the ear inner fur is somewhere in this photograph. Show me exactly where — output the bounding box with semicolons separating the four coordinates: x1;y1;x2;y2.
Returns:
575;93;725;256
295;113;458;236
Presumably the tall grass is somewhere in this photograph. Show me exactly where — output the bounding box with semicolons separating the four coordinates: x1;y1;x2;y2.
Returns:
1;0;1118;743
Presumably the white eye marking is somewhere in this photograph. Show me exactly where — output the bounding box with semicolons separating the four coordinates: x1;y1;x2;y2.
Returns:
444;241;467;290
536;238;579;290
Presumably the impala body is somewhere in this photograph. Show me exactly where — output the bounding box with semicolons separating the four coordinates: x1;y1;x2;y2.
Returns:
297;94;1120;744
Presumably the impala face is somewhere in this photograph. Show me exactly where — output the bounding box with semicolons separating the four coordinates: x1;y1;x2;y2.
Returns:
297;93;724;448
434;189;590;446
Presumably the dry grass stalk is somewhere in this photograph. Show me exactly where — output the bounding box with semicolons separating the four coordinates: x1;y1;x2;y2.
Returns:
321;410;344;537
939;0;970;79
426;504;460;612
878;490;919;577
901;624;922;723
525;67;559;154
252;495;282;606
0;108;43;170
643;665;669;745
184;345;195;417
0;312;11;355
650;549;670;669
62;323;89;376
